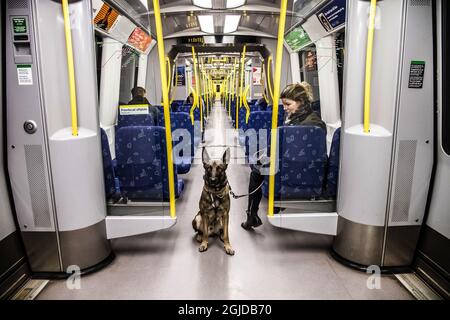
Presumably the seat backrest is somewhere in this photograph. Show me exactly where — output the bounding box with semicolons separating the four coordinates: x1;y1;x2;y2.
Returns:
238;107;248;129
117;114;154;128
100;128;116;199
276;125;328;199
115;126;179;200
171;112;194;160
326;127;341;198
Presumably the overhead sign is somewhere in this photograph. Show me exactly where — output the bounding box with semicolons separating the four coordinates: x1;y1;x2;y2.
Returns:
408;61;425;89
176;66;186;86
178;37;205;44
316;0;346;33
285;25;311;52
119;105;149;115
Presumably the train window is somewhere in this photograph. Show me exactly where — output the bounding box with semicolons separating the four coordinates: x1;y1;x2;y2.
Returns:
443;0;450;155
299;47;320;102
119;46;140;104
95;35;103;98
335;32;345;112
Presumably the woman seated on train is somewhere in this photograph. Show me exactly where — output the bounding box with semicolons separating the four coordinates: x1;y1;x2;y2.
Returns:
185;93;194;105
128;86;160;126
241;82;326;230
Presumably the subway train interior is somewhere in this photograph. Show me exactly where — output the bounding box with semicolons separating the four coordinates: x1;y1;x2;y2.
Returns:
0;0;449;301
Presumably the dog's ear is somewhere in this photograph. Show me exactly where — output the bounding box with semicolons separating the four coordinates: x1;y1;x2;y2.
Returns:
202;147;210;165
222;147;230;165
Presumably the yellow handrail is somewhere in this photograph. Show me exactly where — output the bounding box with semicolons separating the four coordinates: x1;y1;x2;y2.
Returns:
192;46;203;132
152;0;176;218
364;0;377;133
242;85;251;123
261;62;269;103
268;0;288;217
61;0;78;136
189;86;198;124
266;55;275;105
237;45;247;129
169;59;176;104
165;57;171;93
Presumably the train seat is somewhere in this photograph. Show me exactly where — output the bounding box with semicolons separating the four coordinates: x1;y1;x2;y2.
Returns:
263;125;328;200
115;126;184;201
100;128;120;200
171;112;194;174
117;114;155;128
326;127;341;198
242;111;273;156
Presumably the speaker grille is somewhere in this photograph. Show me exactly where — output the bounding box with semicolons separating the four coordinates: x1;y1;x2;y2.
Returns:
7;0;28;9
391;140;417;223
25;145;52;228
410;0;431;7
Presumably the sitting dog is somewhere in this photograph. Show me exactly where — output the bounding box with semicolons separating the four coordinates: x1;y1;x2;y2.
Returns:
192;147;234;255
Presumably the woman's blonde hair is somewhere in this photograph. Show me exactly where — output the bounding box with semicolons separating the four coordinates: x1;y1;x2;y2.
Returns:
280;82;313;106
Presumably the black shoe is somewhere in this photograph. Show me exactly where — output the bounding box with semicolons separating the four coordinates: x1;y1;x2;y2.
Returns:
241;213;255;230
253;215;263;228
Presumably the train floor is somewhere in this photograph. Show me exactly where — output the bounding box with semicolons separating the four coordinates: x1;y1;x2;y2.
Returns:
37;102;414;300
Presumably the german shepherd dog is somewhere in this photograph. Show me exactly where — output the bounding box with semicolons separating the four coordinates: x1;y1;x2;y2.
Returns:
192;147;234;255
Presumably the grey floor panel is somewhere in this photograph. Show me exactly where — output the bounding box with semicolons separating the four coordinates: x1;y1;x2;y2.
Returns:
36;103;413;300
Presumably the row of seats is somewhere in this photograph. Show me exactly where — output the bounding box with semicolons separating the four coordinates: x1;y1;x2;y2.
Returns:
259;126;341;200
101;127;185;202
117;111;198;174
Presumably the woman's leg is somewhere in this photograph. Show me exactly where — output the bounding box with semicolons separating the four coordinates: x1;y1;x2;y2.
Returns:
242;169;264;230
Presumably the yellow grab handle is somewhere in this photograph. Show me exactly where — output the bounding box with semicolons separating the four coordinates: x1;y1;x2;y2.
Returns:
243;85;251;124
62;0;78;136
364;0;377;133
267;55;275;105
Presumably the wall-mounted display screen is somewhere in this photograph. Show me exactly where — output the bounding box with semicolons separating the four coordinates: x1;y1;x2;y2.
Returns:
285;25;312;52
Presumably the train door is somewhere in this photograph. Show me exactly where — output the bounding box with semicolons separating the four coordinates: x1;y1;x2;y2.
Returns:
413;0;450;299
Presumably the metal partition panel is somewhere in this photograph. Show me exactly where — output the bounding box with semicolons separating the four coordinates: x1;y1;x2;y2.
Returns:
5;0;61;272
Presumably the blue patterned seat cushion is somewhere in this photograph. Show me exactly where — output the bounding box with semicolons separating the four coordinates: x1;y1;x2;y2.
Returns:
263;125;328;200
117;114;155;128
100;128;117;199
326;127;341;198
115;126;182;201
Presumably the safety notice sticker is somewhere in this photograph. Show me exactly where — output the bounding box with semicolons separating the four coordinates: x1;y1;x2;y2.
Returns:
408;61;425;89
119;105;149;115
17;65;33;85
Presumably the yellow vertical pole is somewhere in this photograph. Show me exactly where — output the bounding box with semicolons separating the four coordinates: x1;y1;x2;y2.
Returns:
61;0;78;136
192;46;203;132
268;0;288;217
152;0;176;218
237;45;247;129
364;0;377;133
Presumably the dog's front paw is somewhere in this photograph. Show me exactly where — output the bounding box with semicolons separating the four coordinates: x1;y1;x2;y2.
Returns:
199;242;208;252
224;245;235;256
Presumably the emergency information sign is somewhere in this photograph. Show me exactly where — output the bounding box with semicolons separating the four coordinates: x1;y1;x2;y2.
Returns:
17;65;33;85
408;61;425;89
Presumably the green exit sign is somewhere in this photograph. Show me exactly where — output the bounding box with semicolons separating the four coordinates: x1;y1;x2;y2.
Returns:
12;17;27;34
